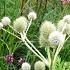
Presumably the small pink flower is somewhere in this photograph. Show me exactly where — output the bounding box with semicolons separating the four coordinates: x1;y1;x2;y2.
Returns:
5;54;14;64
61;0;70;4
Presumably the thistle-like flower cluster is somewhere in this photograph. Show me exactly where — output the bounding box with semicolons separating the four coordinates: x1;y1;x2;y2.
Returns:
48;31;65;46
13;16;28;33
39;15;70;69
39;21;56;47
0;11;70;70
39;15;70;48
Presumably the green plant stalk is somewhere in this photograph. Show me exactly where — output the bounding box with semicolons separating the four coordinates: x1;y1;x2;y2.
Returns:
8;18;46;64
0;56;5;59
65;35;70;43
2;28;21;40
52;34;66;68
45;47;51;68
49;48;55;70
2;22;49;67
52;23;67;68
2;28;49;67
26;19;32;34
20;33;49;66
8;25;20;34
25;37;49;66
53;44;63;67
0;39;11;53
25;41;48;66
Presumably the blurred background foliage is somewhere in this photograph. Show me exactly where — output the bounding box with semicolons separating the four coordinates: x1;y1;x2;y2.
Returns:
0;0;70;70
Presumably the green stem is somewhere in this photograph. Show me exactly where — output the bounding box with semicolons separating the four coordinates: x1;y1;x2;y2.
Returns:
65;34;70;43
45;47;51;67
26;37;48;66
2;28;21;40
0;39;10;53
25;19;32;34
0;56;5;59
49;49;55;70
53;45;62;67
20;33;49;67
8;25;20;34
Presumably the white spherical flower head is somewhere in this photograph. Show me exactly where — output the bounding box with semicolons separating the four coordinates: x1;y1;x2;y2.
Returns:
1;17;11;26
39;21;56;47
0;22;3;29
34;61;45;70
63;15;70;24
22;62;31;70
48;31;65;46
28;11;37;20
13;16;27;33
40;20;56;39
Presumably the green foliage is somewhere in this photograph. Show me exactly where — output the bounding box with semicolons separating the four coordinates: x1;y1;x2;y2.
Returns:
0;0;70;70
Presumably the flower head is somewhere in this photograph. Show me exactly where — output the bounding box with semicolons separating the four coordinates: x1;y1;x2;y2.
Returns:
21;62;31;70
28;11;37;20
48;31;65;46
63;15;70;24
39;20;56;47
40;20;56;39
34;61;45;70
1;17;11;26
5;54;14;64
57;15;70;34
0;22;3;29
13;16;27;33
61;0;70;4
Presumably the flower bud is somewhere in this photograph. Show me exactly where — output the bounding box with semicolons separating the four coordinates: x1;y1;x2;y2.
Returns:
28;11;37;20
1;17;11;26
0;22;3;29
13;16;27;33
21;62;31;70
34;61;45;70
48;31;65;46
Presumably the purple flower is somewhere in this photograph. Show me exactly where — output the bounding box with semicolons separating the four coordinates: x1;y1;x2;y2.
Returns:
6;54;14;64
61;0;70;4
18;58;25;65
